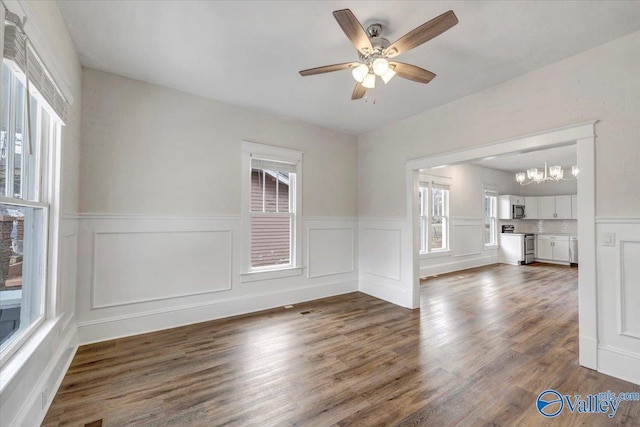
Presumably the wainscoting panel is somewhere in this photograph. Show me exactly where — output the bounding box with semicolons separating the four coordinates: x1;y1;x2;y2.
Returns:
307;227;354;278
358;219;414;308
620;240;640;339
76;215;358;344
420;217;498;278
92;230;233;308
453;218;483;257
596;218;640;385
361;228;401;281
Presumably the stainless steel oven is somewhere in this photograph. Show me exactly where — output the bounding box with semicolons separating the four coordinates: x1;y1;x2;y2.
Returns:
524;234;535;264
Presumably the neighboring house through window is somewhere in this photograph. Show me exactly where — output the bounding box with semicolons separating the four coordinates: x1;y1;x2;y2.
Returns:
242;142;302;281
419;182;450;253
484;189;498;246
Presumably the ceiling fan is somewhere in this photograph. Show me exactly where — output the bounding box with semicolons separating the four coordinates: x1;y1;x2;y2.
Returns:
299;9;458;100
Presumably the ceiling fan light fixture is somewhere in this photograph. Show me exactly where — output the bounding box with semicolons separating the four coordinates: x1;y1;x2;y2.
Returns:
372;58;389;76
351;63;369;83
381;67;396;84
362;72;376;89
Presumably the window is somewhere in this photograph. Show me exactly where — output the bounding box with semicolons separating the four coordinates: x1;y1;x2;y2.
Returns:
250;159;295;268
419;182;449;253
484;189;498;246
0;8;66;362
0;63;58;354
242;142;302;280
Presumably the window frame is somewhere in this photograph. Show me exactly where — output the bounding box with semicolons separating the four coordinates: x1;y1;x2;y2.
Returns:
0;60;61;367
419;181;450;254
484;188;498;248
241;141;303;282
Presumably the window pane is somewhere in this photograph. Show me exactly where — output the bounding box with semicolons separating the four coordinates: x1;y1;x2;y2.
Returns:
0;203;45;351
250;169;292;214
1;64;11;197
484;217;491;244
251;215;290;268
12;77;26;199
276;172;290;213
250;169;265;212
431;215;444;250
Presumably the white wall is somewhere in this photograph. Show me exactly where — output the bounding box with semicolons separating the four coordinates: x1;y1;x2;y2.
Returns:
418;164;519;277
81;69;357;217
0;1;81;426
358;31;640;383
77;69;359;344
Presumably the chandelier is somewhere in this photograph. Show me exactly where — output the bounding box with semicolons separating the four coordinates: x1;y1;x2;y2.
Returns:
515;161;579;185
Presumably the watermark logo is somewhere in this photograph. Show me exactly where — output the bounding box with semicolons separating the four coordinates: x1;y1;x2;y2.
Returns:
537;390;564;418
536;389;640;419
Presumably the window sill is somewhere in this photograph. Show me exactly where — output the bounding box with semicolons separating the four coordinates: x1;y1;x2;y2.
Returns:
419;250;452;259
241;266;303;283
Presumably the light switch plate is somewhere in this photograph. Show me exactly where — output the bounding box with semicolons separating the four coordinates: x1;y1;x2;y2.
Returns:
602;232;615;246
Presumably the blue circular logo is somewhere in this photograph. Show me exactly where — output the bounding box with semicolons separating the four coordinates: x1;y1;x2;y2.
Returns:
537;389;564;418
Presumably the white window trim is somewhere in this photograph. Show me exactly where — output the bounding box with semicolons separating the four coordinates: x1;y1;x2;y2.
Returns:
0;87;62;369
240;141;302;282
484;188;499;248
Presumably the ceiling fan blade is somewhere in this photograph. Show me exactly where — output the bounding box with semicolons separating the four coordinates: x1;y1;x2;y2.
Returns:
352;83;367;100
299;62;358;76
385;10;458;58
390;62;436;84
333;9;374;55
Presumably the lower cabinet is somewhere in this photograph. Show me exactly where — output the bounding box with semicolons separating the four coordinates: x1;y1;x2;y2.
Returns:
536;235;570;263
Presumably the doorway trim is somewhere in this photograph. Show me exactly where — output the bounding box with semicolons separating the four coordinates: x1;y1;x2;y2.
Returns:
405;120;597;369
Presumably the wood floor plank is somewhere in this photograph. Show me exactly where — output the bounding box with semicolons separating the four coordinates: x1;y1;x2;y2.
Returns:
43;263;640;426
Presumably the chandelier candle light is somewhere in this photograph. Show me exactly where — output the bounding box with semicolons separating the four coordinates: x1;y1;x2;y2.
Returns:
515;162;579;185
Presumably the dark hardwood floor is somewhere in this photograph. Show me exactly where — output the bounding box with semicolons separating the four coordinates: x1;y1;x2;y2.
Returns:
43;263;640;426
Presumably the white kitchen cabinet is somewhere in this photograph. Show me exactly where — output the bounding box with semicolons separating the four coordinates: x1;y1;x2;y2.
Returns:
499;233;525;265
539;196;556;219
498;195;525;219
555;195;572;219
554;239;570;262
536;235;570;263
524;197;539;219
571;194;578;219
536;236;554;259
538;195;573;219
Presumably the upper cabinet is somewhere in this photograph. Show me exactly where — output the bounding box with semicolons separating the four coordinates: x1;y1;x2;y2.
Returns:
524;197;539;219
538;195;572;219
498;195;525;219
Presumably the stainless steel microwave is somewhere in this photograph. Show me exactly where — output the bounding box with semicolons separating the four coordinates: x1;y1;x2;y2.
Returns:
512;204;526;219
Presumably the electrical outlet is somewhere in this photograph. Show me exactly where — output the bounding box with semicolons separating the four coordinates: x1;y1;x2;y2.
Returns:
602;232;615;247
41;386;48;410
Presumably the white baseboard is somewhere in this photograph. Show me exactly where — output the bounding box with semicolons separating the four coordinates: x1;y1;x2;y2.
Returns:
8;321;78;427
78;280;358;344
579;335;598;370
359;280;413;309
420;255;498;278
598;345;640;386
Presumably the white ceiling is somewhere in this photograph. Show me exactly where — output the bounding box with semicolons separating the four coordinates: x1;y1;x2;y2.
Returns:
58;1;640;135
471;144;577;173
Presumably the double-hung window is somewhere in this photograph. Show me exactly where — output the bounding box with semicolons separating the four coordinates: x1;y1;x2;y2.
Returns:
484;189;498;246
0;7;66;359
419;182;450;253
242;142;302;280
